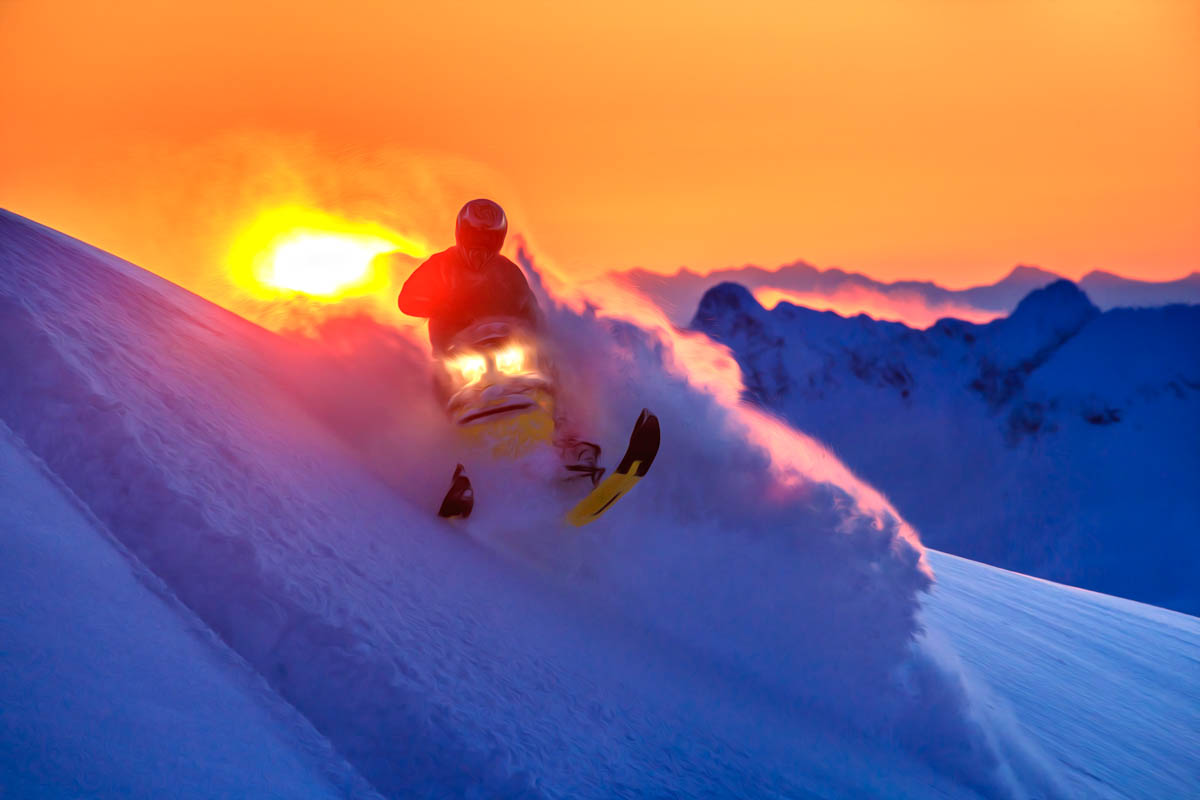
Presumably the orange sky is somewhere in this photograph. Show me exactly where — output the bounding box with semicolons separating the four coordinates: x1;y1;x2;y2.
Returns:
1;0;1197;291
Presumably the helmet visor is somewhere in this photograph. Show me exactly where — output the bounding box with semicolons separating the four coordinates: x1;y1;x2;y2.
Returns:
458;226;505;254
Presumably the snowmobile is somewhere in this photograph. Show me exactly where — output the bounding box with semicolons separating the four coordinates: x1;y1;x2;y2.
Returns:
432;317;659;526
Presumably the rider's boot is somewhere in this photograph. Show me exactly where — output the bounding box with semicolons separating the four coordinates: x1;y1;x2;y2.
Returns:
438;464;474;519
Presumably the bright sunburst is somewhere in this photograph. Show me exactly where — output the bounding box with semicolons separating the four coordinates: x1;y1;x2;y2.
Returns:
228;207;428;302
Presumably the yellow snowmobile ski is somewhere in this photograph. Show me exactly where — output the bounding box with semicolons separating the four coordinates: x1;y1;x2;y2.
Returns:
566;409;660;527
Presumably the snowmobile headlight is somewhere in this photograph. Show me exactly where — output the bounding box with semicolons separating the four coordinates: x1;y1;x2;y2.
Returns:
448;353;487;385
494;344;526;375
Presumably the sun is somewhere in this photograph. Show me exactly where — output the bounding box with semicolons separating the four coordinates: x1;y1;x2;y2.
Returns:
228;207;428;302
264;232;386;296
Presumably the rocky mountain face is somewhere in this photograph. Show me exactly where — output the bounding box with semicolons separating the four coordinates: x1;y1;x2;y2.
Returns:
692;280;1200;615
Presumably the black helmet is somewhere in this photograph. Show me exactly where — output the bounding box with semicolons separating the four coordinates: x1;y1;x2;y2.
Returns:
455;199;507;270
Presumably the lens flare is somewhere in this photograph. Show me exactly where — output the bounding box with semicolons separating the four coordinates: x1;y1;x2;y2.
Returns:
227;206;428;302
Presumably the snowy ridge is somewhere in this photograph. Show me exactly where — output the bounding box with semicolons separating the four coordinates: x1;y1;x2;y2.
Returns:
691;279;1200;615
0;418;382;799
923;551;1200;800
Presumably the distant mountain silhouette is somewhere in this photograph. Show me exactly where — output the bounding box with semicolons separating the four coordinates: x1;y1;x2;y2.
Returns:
617;261;1196;327
959;265;1065;311
1079;270;1200;309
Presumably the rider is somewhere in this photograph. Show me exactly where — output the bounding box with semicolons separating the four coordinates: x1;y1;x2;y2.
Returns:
397;199;600;518
398;198;539;354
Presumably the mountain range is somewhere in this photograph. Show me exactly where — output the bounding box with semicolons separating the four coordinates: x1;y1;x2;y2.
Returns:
692;279;1200;615
619;261;1200;327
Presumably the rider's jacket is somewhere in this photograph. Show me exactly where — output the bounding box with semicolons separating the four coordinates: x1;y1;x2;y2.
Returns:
398;246;540;352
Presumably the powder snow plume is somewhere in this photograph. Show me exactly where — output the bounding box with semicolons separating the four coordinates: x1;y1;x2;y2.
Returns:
515;248;1059;797
529;249;930;558
279;239;1062;798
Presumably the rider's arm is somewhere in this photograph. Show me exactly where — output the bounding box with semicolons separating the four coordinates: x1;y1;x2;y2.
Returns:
500;257;542;328
397;256;445;318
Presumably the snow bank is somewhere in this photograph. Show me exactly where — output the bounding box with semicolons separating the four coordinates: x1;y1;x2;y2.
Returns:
0;212;546;798
924;551;1200;800
0;420;378;799
0;210;1058;798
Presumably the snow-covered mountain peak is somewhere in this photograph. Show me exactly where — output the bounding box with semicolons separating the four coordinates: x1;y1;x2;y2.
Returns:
690;281;777;346
691;274;1200;617
976;279;1099;375
694;280;762;316
1007;279;1097;325
1025;303;1200;408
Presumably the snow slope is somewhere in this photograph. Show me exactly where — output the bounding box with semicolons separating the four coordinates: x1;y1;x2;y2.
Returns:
691;281;1200;615
924;551;1200;800
0;420;379;799
1;208;1195;798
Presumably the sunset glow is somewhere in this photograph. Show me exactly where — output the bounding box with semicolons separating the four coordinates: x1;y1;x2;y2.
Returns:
1;0;1195;295
227;207;427;302
753;287;1004;328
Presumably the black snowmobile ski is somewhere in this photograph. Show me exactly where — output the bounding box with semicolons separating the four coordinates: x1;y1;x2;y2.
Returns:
438;464;474;519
